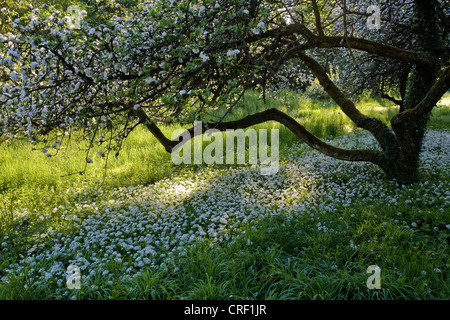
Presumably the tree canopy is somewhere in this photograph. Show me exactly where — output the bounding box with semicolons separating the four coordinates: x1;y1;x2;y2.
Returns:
0;0;449;183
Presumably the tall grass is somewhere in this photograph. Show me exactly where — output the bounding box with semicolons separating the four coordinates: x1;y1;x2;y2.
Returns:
0;91;449;300
208;89;400;149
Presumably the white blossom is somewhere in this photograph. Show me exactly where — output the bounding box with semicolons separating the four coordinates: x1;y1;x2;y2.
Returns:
199;51;210;62
226;49;240;58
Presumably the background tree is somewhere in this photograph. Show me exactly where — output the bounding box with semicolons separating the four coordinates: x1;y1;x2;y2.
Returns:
0;0;449;184
0;0;138;33
0;0;77;33
80;0;139;23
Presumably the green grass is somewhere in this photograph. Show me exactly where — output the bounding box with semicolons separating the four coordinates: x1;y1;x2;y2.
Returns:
130;211;446;300
220;90;398;132
0;91;449;300
1;90;445;194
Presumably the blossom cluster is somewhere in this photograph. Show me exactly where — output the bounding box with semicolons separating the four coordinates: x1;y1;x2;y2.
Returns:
0;0;280;145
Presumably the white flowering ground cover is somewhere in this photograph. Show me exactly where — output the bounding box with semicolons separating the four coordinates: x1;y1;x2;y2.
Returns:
0;128;449;299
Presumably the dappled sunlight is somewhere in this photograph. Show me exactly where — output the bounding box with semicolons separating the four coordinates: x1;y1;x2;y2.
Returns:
2;129;449;298
437;92;450;107
439;97;450;106
372;106;392;112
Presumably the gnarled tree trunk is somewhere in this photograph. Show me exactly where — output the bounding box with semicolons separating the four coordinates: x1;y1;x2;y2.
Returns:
389;0;444;184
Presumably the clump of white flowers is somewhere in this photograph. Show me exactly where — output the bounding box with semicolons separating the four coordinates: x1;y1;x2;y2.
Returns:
1;129;448;296
199;51;210;62
226;49;240;58
252;22;266;34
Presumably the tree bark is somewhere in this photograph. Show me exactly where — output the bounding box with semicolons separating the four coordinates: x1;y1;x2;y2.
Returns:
389;0;445;183
135;107;383;166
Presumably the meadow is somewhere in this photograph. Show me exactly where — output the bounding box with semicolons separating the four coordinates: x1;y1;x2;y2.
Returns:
0;91;449;299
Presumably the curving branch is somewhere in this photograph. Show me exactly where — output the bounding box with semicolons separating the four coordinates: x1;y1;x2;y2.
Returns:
134;107;383;166
244;23;435;69
312;36;435;70
380;93;403;107
294;51;399;155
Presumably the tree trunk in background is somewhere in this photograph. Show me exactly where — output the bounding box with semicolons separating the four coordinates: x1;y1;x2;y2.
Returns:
388;0;443;184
